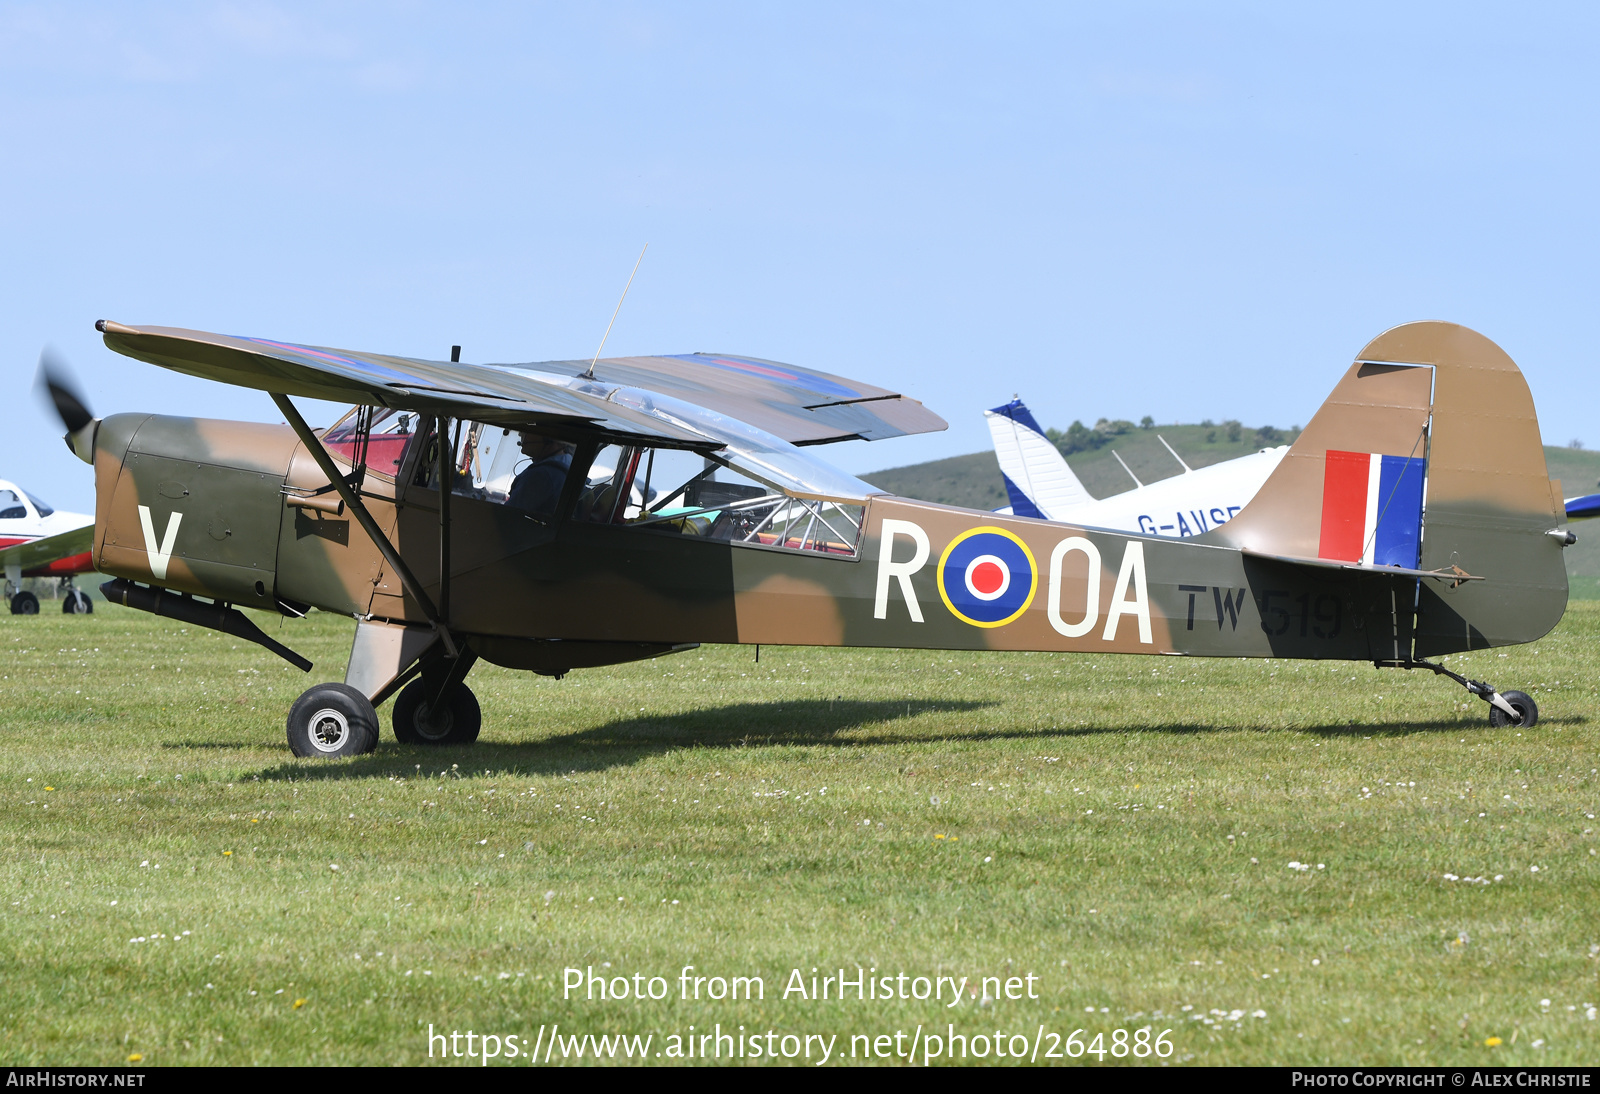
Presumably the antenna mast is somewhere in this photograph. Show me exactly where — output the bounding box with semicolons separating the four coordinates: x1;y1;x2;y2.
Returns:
582;243;649;380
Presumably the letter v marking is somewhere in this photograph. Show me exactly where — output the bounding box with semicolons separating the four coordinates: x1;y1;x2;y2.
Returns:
138;505;183;581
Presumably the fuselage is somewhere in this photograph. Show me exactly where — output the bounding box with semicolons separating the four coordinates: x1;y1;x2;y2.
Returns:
86;408;1567;676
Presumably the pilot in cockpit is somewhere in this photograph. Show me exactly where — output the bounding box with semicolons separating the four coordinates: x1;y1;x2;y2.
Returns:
506;431;575;516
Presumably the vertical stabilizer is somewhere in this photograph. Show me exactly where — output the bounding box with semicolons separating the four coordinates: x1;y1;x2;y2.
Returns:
984;399;1096;521
1207;322;1566;651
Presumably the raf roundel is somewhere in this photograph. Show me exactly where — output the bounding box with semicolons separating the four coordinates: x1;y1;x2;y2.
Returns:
937;527;1039;628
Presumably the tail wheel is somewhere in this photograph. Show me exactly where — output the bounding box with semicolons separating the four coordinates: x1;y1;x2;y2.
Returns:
393;679;481;746
10;592;39;615
63;589;92;614
1488;690;1538;728
286;683;380;758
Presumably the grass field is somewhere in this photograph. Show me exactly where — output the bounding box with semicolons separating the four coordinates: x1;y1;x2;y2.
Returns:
2;603;1598;1067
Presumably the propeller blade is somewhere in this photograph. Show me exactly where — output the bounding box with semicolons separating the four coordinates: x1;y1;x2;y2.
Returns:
37;348;94;434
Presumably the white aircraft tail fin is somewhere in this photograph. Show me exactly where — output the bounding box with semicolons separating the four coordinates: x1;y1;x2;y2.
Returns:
984;399;1096;520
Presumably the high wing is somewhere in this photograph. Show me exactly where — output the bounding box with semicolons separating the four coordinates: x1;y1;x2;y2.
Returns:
0;524;93;573
96;322;945;447
97;321;940;504
506;352;944;445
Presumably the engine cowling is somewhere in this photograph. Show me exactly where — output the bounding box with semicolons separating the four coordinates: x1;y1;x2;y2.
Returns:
93;413;299;610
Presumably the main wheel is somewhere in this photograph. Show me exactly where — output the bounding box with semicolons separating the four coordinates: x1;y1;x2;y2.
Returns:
286;683;380;758
393;679;482;746
10;592;39;615
1488;690;1538;728
62;589;92;614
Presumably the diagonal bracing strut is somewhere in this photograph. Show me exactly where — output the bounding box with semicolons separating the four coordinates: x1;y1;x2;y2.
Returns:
271;393;458;657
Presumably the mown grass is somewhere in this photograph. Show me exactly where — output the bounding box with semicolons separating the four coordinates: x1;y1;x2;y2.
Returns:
1;604;1598;1067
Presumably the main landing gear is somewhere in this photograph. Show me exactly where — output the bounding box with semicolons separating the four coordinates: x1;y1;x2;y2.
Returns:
285;678;481;757
285;649;481;758
286;683;381;758
274;397;482;760
1396;658;1539;728
4;578;89;614
393;678;482;746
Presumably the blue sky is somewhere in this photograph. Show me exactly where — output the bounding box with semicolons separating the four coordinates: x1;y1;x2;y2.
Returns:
4;2;1598;512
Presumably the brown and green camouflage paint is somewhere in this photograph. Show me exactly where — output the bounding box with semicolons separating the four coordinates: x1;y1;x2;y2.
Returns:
86;322;1570;679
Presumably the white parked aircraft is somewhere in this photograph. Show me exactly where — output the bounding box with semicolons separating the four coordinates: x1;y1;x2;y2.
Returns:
985;399;1600;532
0;479;95;613
984;399;1286;536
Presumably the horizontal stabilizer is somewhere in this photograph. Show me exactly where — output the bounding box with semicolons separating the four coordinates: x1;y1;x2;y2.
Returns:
1240;548;1485;583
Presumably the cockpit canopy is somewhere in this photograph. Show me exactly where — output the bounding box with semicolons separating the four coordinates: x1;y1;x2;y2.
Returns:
0;483;52;522
320;409;876;558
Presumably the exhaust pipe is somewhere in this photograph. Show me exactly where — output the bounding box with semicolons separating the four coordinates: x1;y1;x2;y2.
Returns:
101;578;313;673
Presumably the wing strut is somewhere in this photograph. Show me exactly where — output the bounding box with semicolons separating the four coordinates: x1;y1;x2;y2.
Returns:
436;415;454;625
272;393;458;657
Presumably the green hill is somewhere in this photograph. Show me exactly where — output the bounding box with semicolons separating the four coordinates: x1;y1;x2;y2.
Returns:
864;428;1600;599
1546;447;1600;600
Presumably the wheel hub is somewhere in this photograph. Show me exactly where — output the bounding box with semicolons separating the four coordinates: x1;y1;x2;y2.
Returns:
415;701;454;740
308;707;351;752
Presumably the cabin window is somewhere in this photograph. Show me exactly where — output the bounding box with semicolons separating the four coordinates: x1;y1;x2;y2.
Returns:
574;444;646;523
0;489;24;520
578;445;864;557
431;423;577;519
329;413;865;556
322;408;419;480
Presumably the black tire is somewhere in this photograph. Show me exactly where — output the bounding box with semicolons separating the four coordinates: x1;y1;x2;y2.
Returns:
10;592;39;615
393;679;482;746
63;589;92;614
1488;690;1538;728
286;683;380;758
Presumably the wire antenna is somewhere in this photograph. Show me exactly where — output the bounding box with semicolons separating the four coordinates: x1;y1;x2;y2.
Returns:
582;243;648;380
1156;434;1193;473
1110;449;1143;488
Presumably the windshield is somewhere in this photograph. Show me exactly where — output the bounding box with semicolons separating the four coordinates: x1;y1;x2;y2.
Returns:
322;408;419;479
22;491;51;517
575;444;865;556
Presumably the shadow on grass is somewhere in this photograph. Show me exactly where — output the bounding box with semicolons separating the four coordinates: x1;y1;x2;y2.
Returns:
240;701;1590;781
247;698;998;780
1297;714;1588;739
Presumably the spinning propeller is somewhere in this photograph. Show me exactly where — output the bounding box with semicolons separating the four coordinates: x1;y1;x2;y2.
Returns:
36;348;99;462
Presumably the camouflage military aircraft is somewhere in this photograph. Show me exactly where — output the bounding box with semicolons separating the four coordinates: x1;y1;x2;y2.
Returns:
45;320;1573;758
